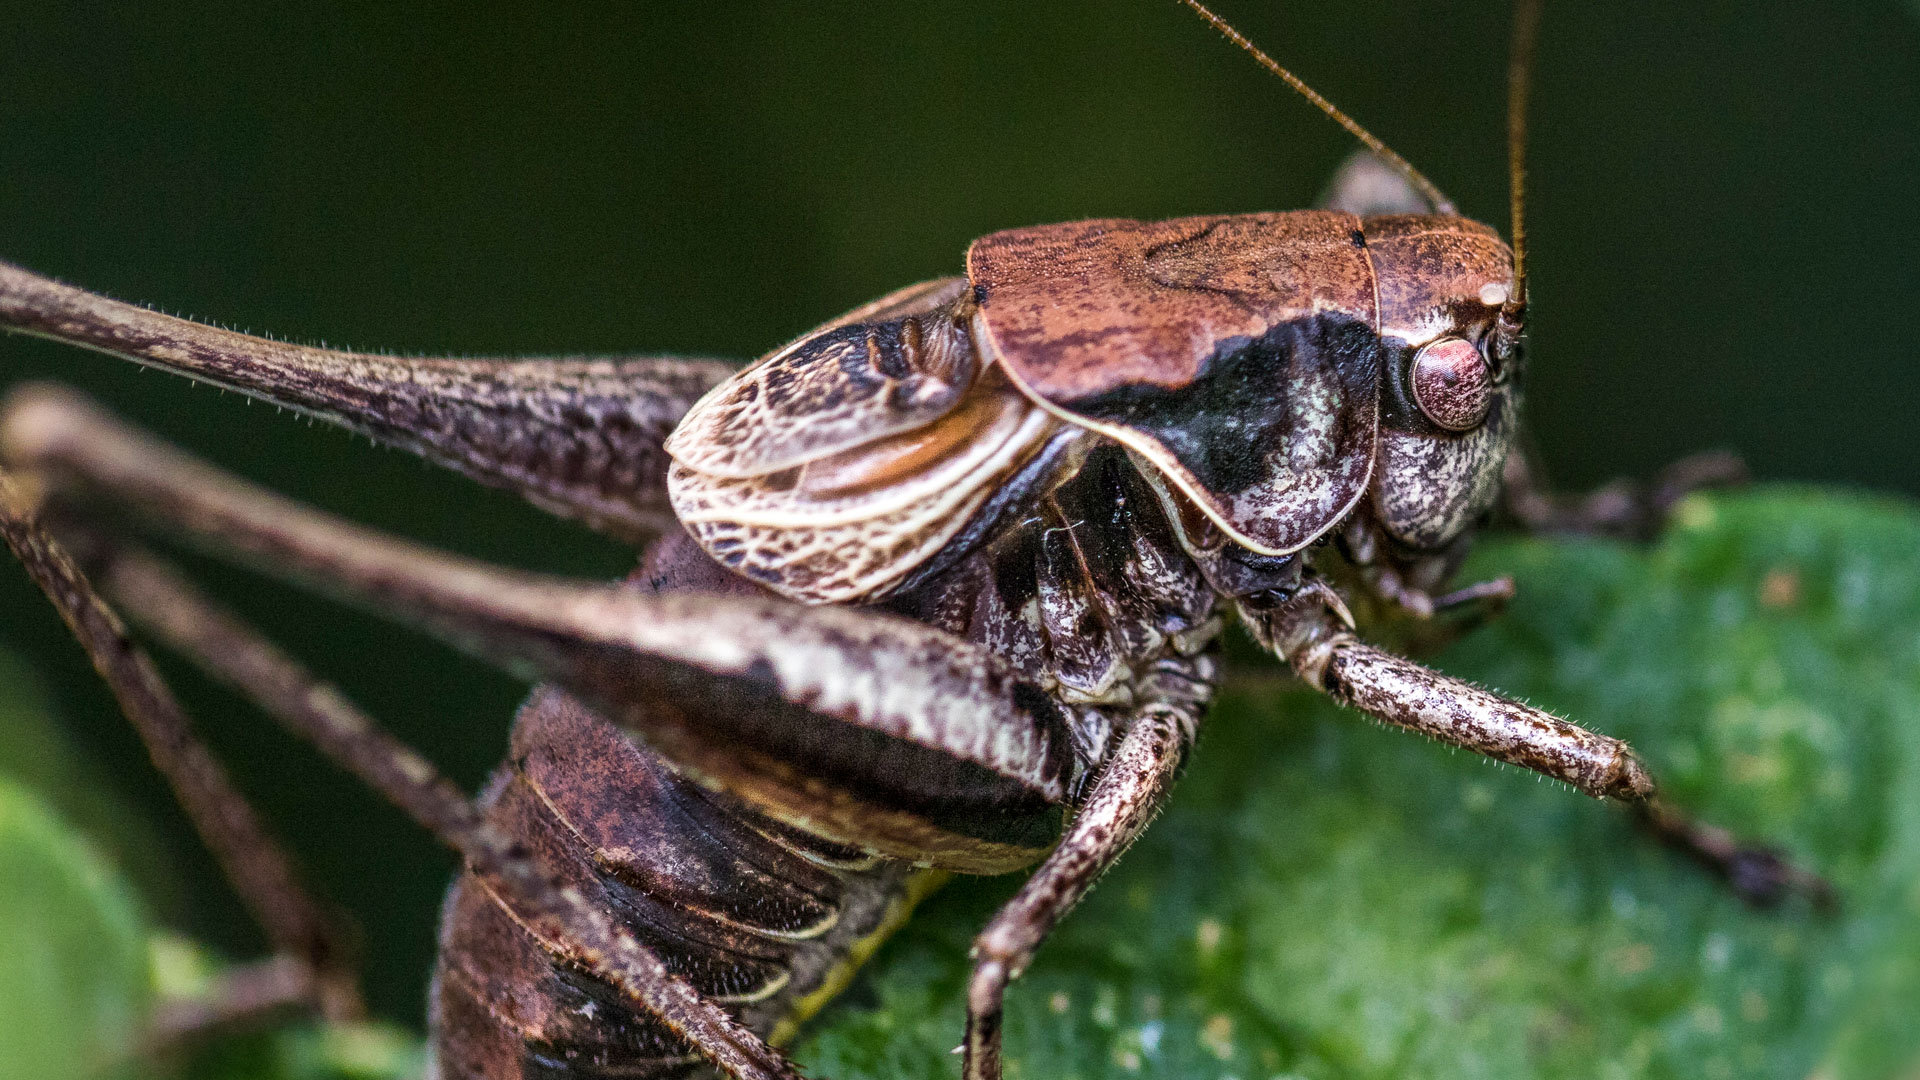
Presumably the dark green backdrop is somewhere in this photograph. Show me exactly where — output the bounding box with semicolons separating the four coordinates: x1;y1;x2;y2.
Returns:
2;0;1916;1027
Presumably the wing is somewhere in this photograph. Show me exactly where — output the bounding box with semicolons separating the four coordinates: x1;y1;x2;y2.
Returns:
664;277;977;479
667;281;1078;604
968;212;1383;557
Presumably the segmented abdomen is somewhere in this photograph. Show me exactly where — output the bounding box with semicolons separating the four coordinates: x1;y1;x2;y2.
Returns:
427;685;927;1079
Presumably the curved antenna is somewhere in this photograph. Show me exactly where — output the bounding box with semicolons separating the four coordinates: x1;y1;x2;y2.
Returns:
1492;0;1542;363
1178;0;1456;214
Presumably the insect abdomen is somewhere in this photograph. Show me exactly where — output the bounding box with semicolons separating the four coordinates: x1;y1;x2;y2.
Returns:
428;686;927;1079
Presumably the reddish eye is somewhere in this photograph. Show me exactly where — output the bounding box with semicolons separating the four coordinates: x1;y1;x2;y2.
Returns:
1410;337;1494;431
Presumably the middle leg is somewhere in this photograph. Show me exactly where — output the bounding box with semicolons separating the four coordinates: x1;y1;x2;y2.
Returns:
964;688;1205;1080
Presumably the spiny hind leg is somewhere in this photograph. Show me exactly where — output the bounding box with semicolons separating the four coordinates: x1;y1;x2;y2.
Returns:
1252;585;1834;908
0;467;363;1045
0;383;1078;877
5;385;1105;1075
0;258;738;540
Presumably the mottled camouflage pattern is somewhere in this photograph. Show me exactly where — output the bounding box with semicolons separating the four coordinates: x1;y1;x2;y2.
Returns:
668;210;1516;606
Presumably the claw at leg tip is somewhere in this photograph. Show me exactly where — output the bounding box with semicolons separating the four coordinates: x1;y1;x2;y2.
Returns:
1608;754;1656;803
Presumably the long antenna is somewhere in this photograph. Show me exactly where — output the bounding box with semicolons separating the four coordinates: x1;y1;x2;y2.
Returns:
1492;0;1541;362
1178;0;1456;215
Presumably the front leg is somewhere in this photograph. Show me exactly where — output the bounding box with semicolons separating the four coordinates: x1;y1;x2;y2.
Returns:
1249;584;1831;906
965;694;1203;1080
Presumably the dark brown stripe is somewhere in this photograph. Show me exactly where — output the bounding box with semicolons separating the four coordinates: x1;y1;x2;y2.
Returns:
515;690;844;938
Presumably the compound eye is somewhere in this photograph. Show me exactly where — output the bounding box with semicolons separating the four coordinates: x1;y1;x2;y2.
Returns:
1410;337;1494;431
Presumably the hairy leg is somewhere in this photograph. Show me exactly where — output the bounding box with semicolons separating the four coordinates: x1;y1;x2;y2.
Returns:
0;259;735;540
964;699;1200;1080
3;383;1116;1074
0;384;1076;872
1249;584;1832;906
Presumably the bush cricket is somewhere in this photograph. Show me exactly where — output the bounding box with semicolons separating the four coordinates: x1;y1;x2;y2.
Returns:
0;2;1834;1077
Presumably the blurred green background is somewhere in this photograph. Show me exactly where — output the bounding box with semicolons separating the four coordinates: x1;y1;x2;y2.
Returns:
0;0;1916;1034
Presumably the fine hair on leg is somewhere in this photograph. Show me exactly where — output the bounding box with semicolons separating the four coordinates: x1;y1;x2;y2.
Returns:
964;702;1198;1080
1248;583;1832;905
0;259;737;540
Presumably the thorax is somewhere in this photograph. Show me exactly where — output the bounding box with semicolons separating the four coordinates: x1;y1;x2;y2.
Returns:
880;443;1233;784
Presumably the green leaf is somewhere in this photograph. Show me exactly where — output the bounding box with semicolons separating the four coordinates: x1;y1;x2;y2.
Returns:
0;652;423;1080
796;490;1920;1080
145;937;425;1080
0;777;150;1080
0;648;180;912
164;1017;425;1080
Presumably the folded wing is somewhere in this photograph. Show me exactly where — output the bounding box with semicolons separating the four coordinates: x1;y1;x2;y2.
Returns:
666;279;1075;604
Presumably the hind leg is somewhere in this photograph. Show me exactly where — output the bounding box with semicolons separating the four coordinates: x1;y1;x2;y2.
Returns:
6;461;803;1078
2;384;1102;1076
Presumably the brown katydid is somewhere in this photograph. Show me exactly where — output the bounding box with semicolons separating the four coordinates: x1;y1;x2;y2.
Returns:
0;1;1832;1077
